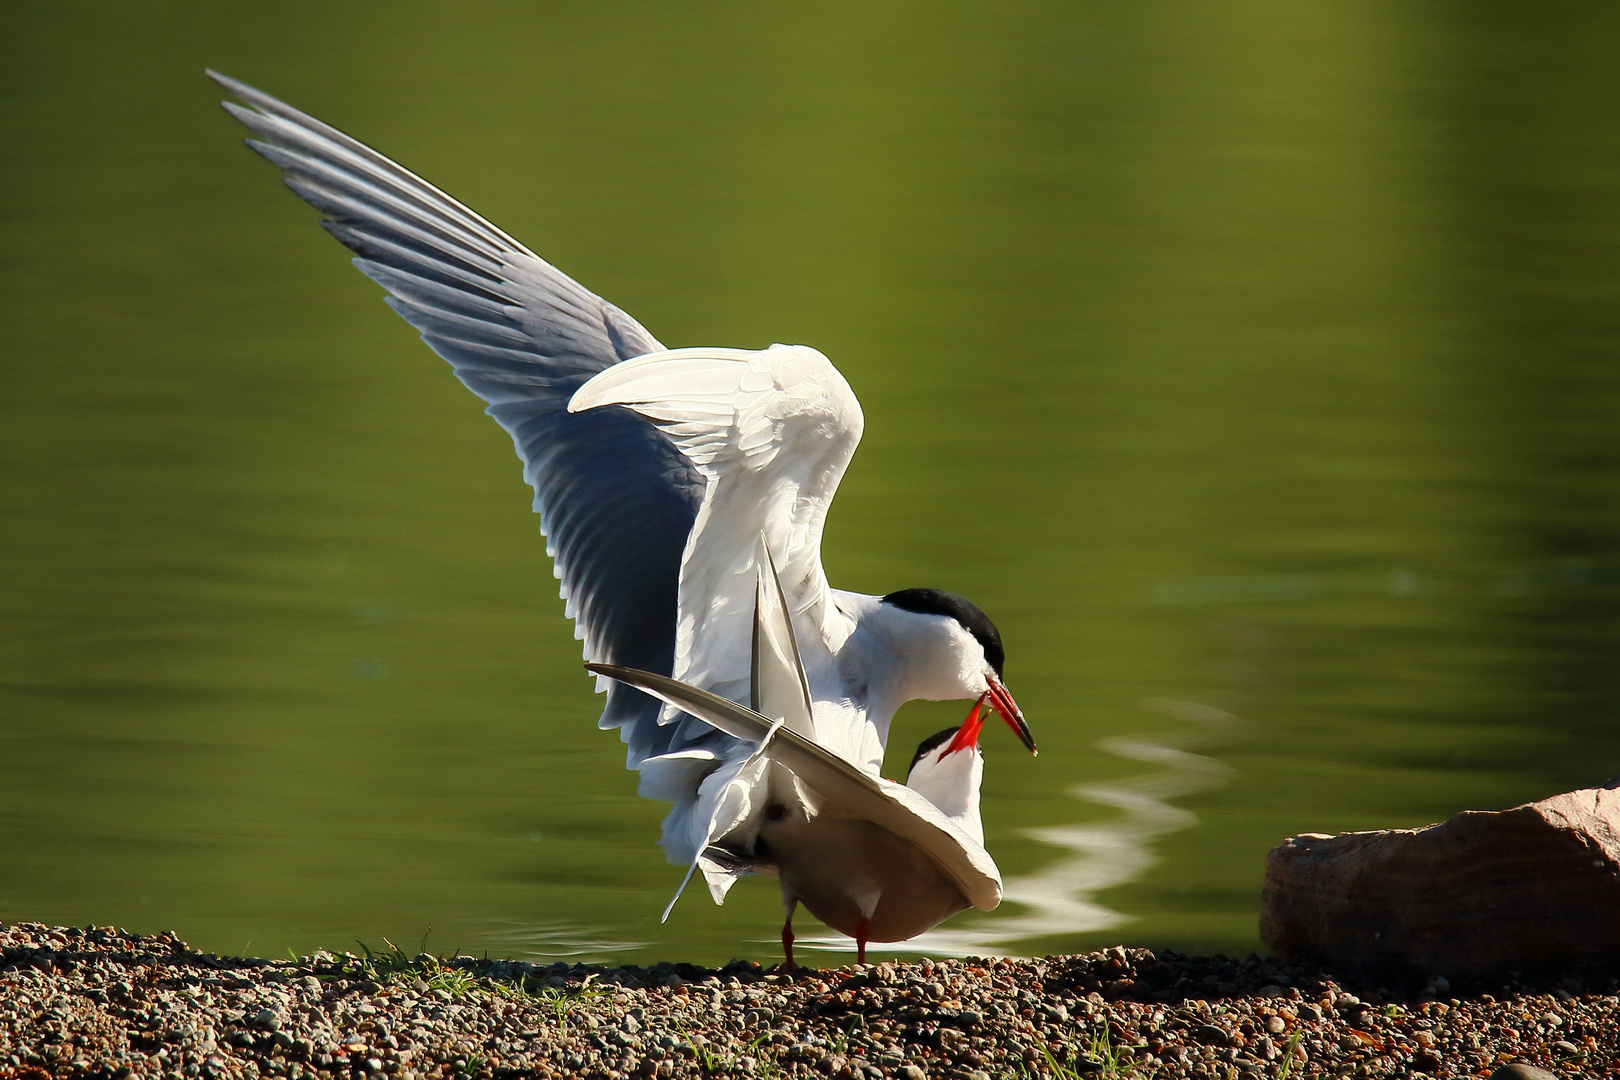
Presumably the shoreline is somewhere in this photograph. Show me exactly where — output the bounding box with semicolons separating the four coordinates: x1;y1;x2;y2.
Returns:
1;922;1614;1079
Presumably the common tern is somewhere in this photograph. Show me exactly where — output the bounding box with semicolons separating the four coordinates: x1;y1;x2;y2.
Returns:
212;71;1038;959
590;548;1007;964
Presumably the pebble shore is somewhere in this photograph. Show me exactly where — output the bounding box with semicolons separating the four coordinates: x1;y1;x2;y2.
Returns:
1;922;1614;1079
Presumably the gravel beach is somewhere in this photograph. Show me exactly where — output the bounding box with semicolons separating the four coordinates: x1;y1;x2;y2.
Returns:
2;922;1614;1079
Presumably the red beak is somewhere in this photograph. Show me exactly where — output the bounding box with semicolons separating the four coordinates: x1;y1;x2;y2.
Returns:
943;698;987;756
985;673;1038;755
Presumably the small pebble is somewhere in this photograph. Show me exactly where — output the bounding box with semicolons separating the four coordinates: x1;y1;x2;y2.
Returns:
0;922;1613;1079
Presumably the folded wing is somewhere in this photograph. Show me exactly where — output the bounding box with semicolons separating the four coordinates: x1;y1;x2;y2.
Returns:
586;662;1003;912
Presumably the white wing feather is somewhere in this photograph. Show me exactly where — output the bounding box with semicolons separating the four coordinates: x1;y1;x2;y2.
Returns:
570;344;864;728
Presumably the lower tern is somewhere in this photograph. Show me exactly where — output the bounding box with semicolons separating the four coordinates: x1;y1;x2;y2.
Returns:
212;71;1038;960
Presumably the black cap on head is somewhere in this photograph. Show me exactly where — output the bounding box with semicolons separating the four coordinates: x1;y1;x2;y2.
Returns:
881;588;1005;677
908;726;962;775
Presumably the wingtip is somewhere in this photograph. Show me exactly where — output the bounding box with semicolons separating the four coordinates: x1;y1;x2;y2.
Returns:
210;73;266;121
205;68;249;96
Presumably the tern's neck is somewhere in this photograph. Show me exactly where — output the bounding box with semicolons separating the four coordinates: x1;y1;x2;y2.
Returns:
905;747;985;845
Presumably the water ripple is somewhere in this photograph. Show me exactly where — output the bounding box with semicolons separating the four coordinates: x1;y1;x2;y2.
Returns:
802;699;1236;958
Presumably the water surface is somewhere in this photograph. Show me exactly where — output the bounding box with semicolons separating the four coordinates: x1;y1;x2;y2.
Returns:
3;1;1620;966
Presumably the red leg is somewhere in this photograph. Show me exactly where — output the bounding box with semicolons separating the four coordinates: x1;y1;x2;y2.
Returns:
855;917;870;965
781;898;797;971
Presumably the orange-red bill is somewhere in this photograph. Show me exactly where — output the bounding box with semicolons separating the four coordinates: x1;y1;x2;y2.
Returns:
985;674;1037;755
944;698;986;756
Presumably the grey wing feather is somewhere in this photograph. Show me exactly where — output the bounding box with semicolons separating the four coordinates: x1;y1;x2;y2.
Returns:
210;71;728;766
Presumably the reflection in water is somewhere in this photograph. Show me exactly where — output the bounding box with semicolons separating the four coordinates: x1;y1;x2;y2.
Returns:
461;921;648;962
801;701;1235;958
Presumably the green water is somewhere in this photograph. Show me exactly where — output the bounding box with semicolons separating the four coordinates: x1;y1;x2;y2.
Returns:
4;1;1620;967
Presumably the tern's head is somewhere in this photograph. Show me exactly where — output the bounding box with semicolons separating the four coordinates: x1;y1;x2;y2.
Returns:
880;588;1037;755
904;722;987;840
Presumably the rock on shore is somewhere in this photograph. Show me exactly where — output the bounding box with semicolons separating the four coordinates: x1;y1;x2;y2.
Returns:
1260;783;1620;978
2;922;1616;1078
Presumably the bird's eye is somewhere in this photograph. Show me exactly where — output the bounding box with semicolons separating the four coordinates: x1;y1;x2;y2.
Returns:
765;803;789;822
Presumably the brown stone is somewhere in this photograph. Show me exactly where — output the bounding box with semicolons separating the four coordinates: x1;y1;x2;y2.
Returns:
1259;784;1620;977
1409;1049;1442;1073
1488;1066;1558;1080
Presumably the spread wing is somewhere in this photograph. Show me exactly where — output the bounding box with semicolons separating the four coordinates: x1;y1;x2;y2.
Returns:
210;71;719;767
569;344;865;754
